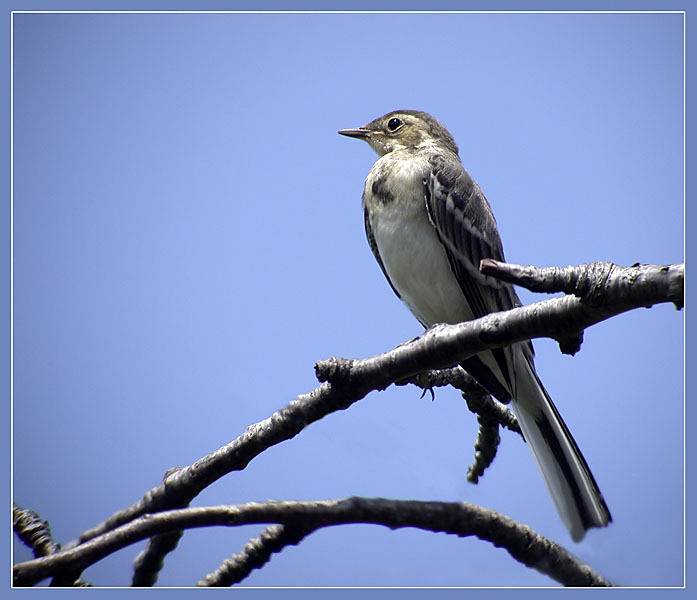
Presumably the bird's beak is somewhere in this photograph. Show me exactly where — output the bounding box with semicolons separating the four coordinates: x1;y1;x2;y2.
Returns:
338;127;371;139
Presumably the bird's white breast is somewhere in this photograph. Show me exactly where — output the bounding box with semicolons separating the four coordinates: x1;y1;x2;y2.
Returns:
364;153;474;327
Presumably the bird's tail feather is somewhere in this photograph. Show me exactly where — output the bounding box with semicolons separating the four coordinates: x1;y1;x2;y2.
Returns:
510;349;611;541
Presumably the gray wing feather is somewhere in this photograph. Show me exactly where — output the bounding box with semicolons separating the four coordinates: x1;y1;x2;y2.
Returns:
423;151;534;394
424;152;529;327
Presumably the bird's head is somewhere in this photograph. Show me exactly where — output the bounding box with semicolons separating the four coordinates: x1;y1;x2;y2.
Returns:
338;110;459;157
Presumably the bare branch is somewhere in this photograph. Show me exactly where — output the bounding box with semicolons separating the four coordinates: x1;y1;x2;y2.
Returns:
462;389;521;437
13;503;60;559
132;529;185;587
130;467;189;587
198;524;316;587
44;261;680;585
12;504;91;587
316;262;683;391
70;383;359;547
480;260;684;309
13;498;613;587
466;408;501;484
395;365;485;392
479;260;683;353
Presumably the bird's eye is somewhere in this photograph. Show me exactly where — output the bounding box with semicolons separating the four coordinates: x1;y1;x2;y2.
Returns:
386;117;404;132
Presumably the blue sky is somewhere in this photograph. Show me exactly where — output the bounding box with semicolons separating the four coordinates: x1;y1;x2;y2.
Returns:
10;8;685;589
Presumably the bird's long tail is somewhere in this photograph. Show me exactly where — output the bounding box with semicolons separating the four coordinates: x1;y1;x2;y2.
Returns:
510;349;611;541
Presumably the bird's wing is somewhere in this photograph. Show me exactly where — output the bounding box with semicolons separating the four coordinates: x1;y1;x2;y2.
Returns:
424;152;514;308
423;151;532;398
424;152;611;539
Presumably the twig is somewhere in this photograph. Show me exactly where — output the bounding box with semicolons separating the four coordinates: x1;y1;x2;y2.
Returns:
13;503;60;558
197;524;316;587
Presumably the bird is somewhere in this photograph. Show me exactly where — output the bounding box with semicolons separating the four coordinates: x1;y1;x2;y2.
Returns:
338;110;611;542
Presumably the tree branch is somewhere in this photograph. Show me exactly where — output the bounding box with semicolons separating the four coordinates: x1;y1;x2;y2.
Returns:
316;262;683;388
38;261;680;585
13;503;61;559
13;498;613;587
13;504;91;587
480;260;684;309
197;523;317;587
130;467;189;587
478;261;682;353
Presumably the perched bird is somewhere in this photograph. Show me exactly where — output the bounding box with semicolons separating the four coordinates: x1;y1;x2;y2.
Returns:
338;110;611;541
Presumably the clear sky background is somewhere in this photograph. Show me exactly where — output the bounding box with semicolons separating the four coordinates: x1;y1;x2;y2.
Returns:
10;6;686;590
